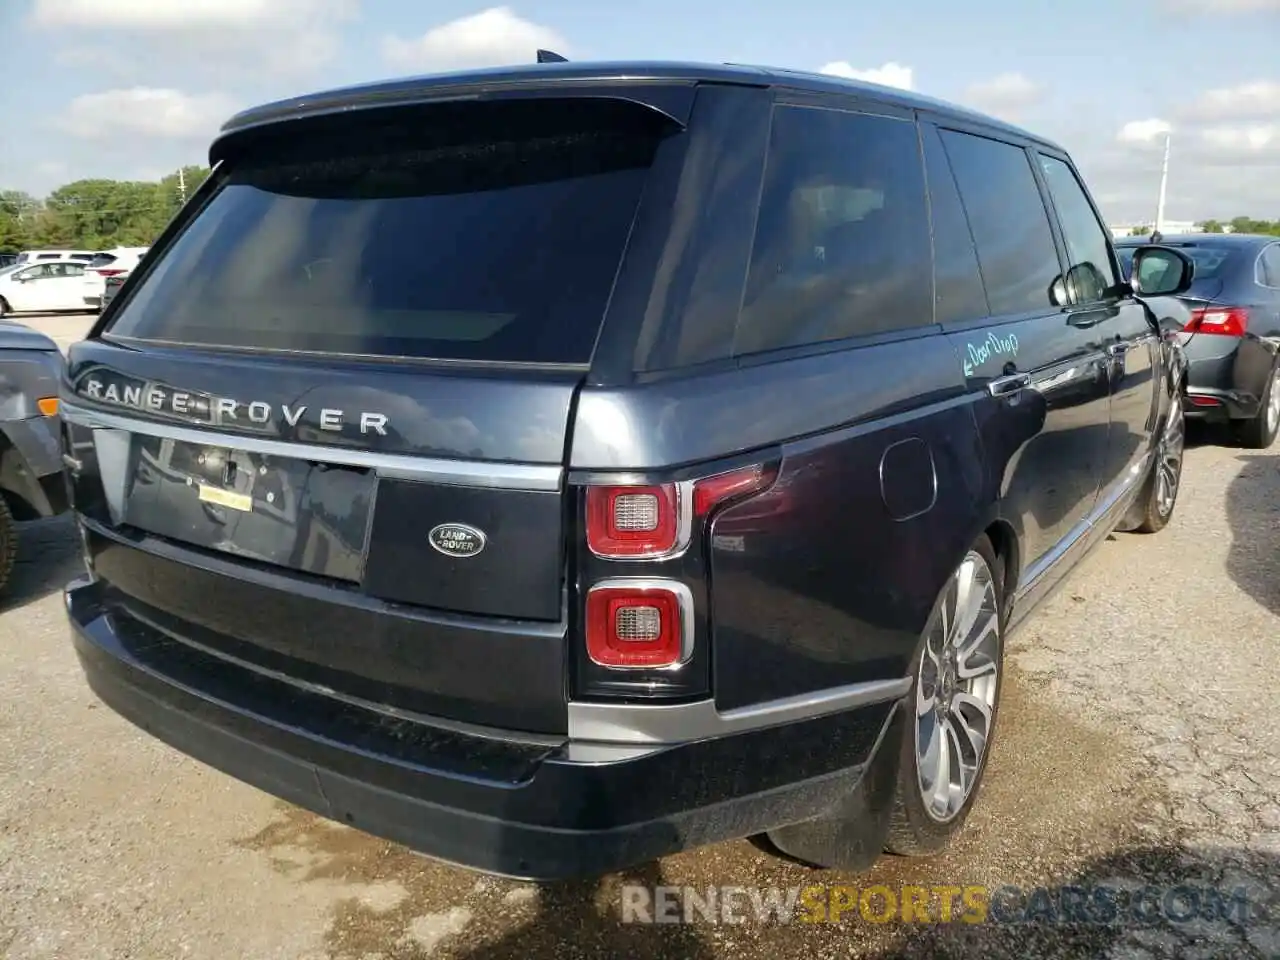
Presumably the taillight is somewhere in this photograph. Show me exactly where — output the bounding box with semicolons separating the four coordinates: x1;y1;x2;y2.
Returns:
584;464;776;560
584;580;692;668
586;485;682;558
1186;306;1248;337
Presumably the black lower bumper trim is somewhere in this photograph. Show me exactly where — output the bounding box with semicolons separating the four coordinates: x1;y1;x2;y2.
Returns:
67;578;898;880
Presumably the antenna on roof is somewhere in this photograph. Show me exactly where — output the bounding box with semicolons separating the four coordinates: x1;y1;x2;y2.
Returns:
536;49;568;63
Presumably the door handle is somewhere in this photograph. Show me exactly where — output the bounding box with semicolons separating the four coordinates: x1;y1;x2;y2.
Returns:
987;372;1032;397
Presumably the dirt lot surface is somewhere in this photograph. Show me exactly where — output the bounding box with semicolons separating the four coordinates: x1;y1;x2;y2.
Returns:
1;312;1277;958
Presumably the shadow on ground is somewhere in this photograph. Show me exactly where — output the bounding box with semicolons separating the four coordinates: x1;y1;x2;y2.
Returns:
444;845;1276;959
1225;452;1280;617
1;515;81;614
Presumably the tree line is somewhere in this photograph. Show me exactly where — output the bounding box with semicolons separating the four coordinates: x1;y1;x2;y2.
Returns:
1128;217;1280;237
0;167;211;253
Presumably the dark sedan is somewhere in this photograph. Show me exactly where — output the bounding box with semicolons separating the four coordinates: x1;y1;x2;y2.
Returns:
1116;233;1280;448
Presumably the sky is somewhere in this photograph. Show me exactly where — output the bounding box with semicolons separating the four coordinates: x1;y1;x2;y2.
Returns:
1;0;1278;224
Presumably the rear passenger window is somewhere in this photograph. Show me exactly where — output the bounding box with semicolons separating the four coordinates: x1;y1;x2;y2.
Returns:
940;130;1063;316
736;106;933;356
921;126;989;325
1260;244;1280;287
1038;155;1118;303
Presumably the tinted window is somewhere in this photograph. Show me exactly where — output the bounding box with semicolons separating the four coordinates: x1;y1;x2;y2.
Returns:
940;130;1062;316
922;126;989;324
1038;155;1118;303
107;100;669;363
736;106;933;355
1259;243;1280;287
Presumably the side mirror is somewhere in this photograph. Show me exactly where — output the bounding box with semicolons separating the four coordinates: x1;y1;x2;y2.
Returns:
1129;245;1195;297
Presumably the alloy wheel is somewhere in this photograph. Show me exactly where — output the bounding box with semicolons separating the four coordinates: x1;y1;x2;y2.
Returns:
1156;399;1185;518
914;551;1000;823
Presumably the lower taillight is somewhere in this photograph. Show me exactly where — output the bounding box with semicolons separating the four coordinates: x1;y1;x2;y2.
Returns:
1186;306;1248;337
585;580;692;668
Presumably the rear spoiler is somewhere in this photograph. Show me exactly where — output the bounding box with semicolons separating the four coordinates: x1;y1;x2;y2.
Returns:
210;76;694;166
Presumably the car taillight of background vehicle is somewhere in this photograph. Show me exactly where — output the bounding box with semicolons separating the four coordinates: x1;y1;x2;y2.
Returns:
91;268;128;278
1186;307;1249;337
581;463;777;671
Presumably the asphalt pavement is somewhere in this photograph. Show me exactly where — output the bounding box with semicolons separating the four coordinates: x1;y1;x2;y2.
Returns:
0;312;1276;959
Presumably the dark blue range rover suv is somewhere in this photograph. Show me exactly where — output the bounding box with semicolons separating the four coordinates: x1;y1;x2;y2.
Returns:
59;59;1195;880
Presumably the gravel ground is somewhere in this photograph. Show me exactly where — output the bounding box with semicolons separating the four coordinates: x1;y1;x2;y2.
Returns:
0;313;1277;959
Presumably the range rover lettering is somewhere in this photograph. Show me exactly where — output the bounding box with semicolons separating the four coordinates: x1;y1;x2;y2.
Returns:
61;59;1192;880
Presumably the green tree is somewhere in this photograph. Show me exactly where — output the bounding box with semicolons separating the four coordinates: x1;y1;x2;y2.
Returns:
1129;225;1152;236
1199;219;1224;233
1;167;213;250
0;191;40;253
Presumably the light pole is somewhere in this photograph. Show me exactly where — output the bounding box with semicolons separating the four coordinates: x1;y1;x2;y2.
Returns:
1154;131;1171;236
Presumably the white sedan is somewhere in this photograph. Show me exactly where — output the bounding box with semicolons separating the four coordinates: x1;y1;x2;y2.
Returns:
0;259;97;316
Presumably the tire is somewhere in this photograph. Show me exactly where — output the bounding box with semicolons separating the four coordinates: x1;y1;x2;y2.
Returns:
0;297;9;319
1235;363;1280;450
0;495;16;595
1129;396;1186;534
884;535;1006;857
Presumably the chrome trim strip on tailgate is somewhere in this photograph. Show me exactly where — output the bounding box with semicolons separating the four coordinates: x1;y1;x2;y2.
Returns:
60;401;563;491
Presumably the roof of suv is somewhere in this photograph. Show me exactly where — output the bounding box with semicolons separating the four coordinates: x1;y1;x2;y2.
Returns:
1114;232;1276;249
215;59;1063;154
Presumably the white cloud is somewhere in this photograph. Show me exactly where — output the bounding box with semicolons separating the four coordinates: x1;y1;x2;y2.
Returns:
30;0;358;30
382;7;567;72
961;72;1044;120
57;88;239;141
1198;124;1278;155
818;61;914;90
1117;118;1173;144
1167;0;1279;11
30;0;357;77
1181;81;1280;122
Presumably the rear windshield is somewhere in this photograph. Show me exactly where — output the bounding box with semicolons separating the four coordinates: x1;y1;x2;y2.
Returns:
106;99;670;363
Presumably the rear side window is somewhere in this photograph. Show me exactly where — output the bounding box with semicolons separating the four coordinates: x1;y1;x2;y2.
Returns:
1037;155;1118;304
921;125;989;325
107;99;672;363
940;130;1062;316
736;105;933;356
1258;243;1280;287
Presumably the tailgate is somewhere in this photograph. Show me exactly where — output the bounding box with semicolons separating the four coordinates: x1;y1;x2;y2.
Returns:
61;92;679;734
67;347;573;621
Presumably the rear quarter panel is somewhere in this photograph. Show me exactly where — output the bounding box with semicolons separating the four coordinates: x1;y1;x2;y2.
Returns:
572;333;990;712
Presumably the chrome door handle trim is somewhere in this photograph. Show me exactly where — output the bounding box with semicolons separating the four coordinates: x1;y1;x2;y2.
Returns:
987;372;1032;397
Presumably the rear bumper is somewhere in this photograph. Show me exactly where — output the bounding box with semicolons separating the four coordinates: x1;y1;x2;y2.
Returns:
1181;333;1277;421
66;575;899;880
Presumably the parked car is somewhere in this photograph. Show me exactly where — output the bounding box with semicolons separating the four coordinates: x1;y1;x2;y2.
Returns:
60;59;1193;881
0;254;17;269
12;249;96;265
97;271;129;313
1115;233;1280;448
0;320;69;591
82;248;148;310
0;258;96;316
